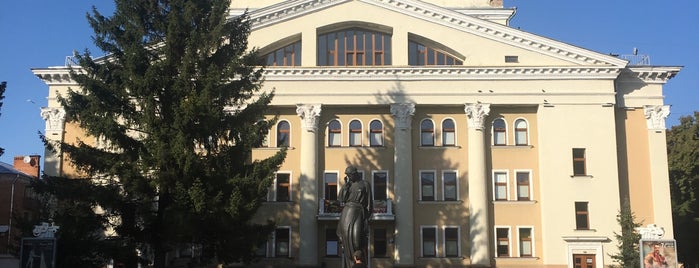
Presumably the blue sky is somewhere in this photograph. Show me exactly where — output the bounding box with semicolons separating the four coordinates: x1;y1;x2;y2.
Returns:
0;0;697;165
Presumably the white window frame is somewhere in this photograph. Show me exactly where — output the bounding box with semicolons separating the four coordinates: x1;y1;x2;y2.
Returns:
441;118;457;146
369;119;384;147
516;226;535;257
442;170;459;201
327;119;342;147
276;120;291;147
420;225;438;257
372;170;389;201
323;171;339;201
492;118;507;146
514;169;533;201
272;172;293;202
273;226;292;258
443;225;461;257
349;119;363;147
420;119;435;146
494;226;512;258
492;170;510;201
514;118;529;146
419;170;437;201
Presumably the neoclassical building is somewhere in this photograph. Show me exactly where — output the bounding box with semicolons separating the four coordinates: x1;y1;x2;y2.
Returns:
32;0;680;267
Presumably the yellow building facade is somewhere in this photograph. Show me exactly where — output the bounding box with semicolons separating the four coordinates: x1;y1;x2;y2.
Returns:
33;0;680;267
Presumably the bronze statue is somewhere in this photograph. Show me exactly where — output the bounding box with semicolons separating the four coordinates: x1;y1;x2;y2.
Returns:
337;166;372;267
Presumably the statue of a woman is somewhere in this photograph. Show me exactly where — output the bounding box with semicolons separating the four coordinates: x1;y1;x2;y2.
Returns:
337;166;372;267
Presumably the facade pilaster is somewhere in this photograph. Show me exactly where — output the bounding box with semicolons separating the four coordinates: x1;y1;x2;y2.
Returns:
296;103;322;265
464;103;491;266
390;103;415;265
643;105;674;238
40;107;66;176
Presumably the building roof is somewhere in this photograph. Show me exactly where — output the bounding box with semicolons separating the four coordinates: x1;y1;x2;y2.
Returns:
0;161;29;176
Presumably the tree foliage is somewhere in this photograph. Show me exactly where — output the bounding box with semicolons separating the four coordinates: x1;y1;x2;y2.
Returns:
667;111;699;266
34;0;285;267
610;198;641;268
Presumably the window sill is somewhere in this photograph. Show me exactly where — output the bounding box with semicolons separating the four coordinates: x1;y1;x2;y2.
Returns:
254;147;296;150
418;256;465;260
417;200;463;204
492;200;537;205
494;256;539;260
418;145;463;149
491;145;533;149
570;175;594;178
326;146;387;150
573;228;597;232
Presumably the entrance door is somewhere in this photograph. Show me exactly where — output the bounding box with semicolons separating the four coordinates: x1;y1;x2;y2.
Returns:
573;254;596;268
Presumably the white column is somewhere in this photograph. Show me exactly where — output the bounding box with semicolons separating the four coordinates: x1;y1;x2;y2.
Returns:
464;103;491;266
390;103;415;265
643;105;674;238
40;107;66;176
296;103;322;266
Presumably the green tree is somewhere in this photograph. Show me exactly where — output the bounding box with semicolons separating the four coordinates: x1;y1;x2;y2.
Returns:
610;198;641;268
667;111;699;267
34;0;285;267
0;81;5;156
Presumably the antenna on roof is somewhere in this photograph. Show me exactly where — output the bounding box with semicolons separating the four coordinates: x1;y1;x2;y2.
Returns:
633;47;638;55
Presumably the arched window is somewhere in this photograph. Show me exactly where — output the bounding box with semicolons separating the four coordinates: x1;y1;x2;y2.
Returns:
442;119;456;146
421;119;435;146
408;40;463;66
328;120;342;147
369;120;383;147
493;118;506;146
277;121;290;147
318;28;392;66
514;119;528;145
263;41;301;66
349;120;362;146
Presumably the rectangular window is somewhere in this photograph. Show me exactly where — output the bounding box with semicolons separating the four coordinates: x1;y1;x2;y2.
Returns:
575;202;589;230
324;172;338;200
496;227;510;257
443;171;458;201
494;172;508;201
276;173;291;202
516;171;530;201
444;227;459;257
275;228;290;257
350;131;362;146
518;228;533;257
373;172;388;200
421;226;437;257
420;171;435;201
505;55;519;63
572;148;586;176
325;228;340;256
373;228;387;257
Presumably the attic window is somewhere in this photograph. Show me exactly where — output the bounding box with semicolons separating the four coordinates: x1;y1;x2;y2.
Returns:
505;55;519;63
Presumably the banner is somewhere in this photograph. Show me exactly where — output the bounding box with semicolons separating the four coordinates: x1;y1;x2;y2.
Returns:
640;239;678;268
20;238;56;268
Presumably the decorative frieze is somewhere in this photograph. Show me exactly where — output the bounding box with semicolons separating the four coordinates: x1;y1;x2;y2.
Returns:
40;107;66;133
296;104;322;132
390;103;415;130
644;105;670;131
464;103;490;130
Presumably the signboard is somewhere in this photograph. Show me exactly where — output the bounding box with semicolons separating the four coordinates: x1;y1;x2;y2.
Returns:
640;239;678;268
20;238;56;268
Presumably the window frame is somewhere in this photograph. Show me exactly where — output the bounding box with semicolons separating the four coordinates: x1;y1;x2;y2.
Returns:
514;118;529;146
443;226;460;257
264;41;302;66
495;226;511;257
493;118;507;146
325;228;340;257
349;119;363;147
575;201;590;230
419;170;436;201
517;226;534;257
515;170;532;201
323;171;339;201
327;119;342;147
408;39;463;66
420;119;435;146
572;148;587;176
442;170;459;201
442;118;456;146
274;172;292;202
492;170;509;201
273;227;292;258
369;119;384;147
276;120;291;147
372;228;388;257
421;226;438;257
317;27;392;66
372;170;389;201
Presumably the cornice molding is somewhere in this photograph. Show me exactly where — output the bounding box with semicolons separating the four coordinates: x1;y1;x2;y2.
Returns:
619;66;682;84
32;66;623;85
247;0;627;67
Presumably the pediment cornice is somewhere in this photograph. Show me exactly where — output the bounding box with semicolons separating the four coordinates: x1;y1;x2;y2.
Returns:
32;66;622;85
246;0;628;67
618;66;682;84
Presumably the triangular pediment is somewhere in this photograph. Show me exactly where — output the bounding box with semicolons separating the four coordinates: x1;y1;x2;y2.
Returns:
246;0;627;67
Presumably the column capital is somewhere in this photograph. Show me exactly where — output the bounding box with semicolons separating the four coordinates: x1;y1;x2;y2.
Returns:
296;104;322;132
644;105;670;131
464;103;491;130
40;107;66;134
390;103;415;130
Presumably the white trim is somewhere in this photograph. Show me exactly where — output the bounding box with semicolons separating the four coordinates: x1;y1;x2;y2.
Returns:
492;169;510;201
440;117;457;147
492;117;508;146
368;118;385;147
276;120;292;148
566;240;605;268
371;170;390;201
442;225;461;258
323;171;340;200
348;118;364;147
273;171;293;202
273;226;293;258
420;225;439;257
419;118;436;146
516;226;535;257
418;170;437;201
494;226;512;258
441;170;459;201
513;169;534;201
513;117;530;146
326;119;343;147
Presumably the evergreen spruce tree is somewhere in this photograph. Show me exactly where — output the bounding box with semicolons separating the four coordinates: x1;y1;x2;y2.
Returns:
609;198;641;268
667;112;699;266
34;0;285;267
